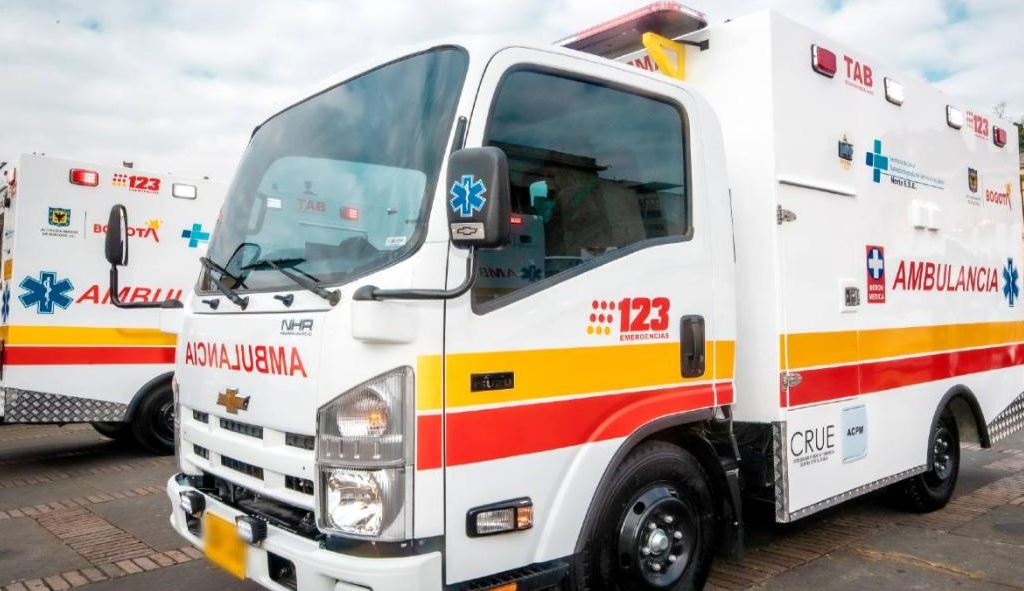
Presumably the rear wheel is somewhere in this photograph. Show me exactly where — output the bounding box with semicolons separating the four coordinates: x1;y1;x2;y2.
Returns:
130;382;175;455
894;411;960;512
91;421;131;441
573;441;717;591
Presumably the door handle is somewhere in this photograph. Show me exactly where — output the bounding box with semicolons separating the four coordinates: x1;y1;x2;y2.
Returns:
680;315;706;378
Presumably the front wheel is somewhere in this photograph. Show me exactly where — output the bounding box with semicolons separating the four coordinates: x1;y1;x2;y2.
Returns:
573;441;717;591
130;382;175;455
894;411;960;512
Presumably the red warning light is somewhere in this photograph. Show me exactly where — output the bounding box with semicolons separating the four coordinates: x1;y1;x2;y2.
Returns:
341;206;360;220
69;168;99;187
811;44;837;78
993;126;1008;148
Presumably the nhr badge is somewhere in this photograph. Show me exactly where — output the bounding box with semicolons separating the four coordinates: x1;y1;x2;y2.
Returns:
216;388;250;414
968;168;978;193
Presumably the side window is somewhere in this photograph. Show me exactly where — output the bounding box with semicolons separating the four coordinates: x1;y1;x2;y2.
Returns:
473;69;689;307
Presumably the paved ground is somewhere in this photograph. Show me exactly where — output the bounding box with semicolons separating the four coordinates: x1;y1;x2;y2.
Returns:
0;424;1022;591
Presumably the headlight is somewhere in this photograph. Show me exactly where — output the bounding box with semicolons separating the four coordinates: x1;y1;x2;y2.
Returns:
320;467;407;538
316;367;413;541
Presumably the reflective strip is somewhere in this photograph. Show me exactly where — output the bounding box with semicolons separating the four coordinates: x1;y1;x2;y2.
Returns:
5;346;175;365
783;342;1024;407
417;380;724;469
784;320;1024;370
0;325;176;347
415;340;734;412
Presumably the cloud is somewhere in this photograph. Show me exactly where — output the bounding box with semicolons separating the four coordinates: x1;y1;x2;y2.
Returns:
0;0;1020;181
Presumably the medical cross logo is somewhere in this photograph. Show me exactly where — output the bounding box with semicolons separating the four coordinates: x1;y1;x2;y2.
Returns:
181;223;210;248
18;271;74;314
1002;258;1019;307
865;140;889;183
866;245;886;303
449;175;487;218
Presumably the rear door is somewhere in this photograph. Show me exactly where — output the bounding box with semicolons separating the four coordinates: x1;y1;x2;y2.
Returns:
441;48;720;584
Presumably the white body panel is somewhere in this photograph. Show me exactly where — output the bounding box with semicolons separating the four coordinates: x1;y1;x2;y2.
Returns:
0;154;224;422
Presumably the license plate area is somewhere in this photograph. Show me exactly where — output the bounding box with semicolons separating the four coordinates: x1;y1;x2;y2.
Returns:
204;511;246;579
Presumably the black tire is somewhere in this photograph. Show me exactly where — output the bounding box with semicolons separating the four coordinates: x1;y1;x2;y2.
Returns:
894;411;960;512
130;382;175;455
91;421;131;441
573;441;717;591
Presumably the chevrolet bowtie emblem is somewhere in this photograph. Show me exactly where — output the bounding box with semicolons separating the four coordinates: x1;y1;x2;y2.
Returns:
216;388;250;414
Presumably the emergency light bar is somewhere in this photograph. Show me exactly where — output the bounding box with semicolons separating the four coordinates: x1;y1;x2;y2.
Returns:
555;1;707;59
69;168;99;187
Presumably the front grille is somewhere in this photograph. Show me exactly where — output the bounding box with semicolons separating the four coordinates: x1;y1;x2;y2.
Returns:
221;455;264;480
193;410;209;423
285;432;314;450
193;444;209;459
284;475;314;495
220;418;264;439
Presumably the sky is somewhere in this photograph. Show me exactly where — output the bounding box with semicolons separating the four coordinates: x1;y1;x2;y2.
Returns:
0;0;1021;181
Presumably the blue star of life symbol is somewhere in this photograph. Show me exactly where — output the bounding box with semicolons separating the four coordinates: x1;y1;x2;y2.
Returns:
449;175;487;218
864;139;889;183
520;263;542;282
1002;258;1019;307
867;247;884;280
181;223;211;248
18;271;74;314
1;284;10;322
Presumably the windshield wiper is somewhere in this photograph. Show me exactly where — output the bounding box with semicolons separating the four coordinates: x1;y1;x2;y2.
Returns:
199;257;249;309
242;257;341;306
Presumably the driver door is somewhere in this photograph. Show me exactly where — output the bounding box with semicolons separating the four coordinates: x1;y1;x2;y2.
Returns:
441;48;720;584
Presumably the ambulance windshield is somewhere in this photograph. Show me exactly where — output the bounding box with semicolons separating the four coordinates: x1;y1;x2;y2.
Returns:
201;47;468;293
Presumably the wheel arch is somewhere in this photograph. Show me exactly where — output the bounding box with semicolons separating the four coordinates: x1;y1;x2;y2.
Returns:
572;408;737;557
929;384;990;465
123;371;175;423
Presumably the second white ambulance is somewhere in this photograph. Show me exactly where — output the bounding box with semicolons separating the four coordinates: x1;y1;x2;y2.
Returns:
1;155;224;452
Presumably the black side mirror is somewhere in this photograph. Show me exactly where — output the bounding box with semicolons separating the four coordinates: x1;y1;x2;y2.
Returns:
105;204;128;266
446;147;511;249
104;204;182;309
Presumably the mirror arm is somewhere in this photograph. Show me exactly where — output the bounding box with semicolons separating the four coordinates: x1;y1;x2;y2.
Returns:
352;248;477;301
108;264;183;309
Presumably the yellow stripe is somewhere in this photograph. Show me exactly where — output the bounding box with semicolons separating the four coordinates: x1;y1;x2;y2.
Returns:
785;320;1024;370
0;325;176;347
416;340;735;412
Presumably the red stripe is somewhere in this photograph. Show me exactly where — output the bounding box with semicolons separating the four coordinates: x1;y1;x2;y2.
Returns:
416;414;443;470
443;383;717;467
786;343;1024;407
717;381;735;405
4;346;176;366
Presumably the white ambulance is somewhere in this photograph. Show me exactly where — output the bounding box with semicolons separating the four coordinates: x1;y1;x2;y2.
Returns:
1;155;224;453
102;3;1024;590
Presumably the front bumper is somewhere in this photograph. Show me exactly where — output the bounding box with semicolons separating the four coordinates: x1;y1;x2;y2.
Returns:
167;474;442;591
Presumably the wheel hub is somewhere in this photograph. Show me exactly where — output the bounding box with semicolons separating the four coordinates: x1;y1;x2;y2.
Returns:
618;485;697;587
932;430;953;480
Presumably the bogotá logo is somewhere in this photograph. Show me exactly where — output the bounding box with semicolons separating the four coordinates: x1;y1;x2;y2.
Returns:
1003;258;1019;307
449;175;487;218
19;270;74;314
